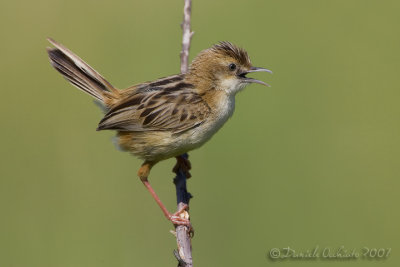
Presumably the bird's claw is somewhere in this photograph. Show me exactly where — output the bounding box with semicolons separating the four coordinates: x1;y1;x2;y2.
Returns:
169;204;194;236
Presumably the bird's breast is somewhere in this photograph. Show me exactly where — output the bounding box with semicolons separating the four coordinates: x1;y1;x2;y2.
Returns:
208;93;236;132
184;93;235;147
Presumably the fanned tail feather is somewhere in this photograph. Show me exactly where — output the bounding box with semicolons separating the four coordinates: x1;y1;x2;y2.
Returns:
46;38;116;103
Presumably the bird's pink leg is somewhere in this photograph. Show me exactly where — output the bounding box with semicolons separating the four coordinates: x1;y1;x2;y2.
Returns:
138;162;191;227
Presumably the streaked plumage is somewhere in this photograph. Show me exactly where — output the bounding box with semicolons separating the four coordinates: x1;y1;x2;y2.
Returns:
47;38;271;163
46;38;271;226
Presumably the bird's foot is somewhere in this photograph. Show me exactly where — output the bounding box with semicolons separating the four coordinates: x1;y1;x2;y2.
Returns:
169;204;194;235
173;155;192;178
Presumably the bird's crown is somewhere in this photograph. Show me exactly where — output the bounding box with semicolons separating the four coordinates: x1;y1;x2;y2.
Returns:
209;41;252;68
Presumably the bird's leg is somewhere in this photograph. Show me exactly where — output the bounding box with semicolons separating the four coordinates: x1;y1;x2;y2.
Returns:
138;161;191;227
172;155;192;178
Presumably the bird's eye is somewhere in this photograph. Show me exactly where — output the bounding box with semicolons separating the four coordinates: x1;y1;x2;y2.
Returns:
228;63;236;71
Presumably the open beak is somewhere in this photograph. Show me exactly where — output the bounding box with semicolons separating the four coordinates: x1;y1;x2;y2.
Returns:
238;67;272;87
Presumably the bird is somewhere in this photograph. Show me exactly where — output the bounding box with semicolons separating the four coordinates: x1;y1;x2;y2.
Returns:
46;38;271;227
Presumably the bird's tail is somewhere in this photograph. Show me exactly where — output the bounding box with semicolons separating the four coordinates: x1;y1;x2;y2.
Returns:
46;38;118;104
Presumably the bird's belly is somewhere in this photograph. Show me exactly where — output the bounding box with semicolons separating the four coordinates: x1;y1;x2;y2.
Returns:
116;130;208;162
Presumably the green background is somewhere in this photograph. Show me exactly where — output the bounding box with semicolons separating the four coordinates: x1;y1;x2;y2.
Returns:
1;0;399;266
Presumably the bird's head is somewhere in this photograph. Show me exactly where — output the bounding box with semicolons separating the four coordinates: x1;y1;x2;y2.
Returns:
187;41;271;95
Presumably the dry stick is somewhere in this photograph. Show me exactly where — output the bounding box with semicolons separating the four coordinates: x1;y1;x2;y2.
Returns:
180;0;194;74
173;0;194;266
173;154;192;266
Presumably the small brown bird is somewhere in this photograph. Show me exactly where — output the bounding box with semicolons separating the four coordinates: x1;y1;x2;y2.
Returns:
47;38;271;226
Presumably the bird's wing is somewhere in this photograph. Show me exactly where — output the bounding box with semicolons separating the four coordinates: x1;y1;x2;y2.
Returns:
97;83;211;133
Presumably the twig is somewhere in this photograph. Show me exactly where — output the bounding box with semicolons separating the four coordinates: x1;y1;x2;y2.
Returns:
180;0;194;74
173;154;193;266
173;1;194;266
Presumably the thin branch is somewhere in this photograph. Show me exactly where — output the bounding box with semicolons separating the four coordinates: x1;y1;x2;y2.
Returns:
174;0;194;266
173;154;193;266
180;0;194;74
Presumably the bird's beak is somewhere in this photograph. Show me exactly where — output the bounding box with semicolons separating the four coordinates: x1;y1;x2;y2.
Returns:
238;67;272;87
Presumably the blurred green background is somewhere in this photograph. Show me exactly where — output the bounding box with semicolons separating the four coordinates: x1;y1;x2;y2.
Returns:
1;0;399;266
